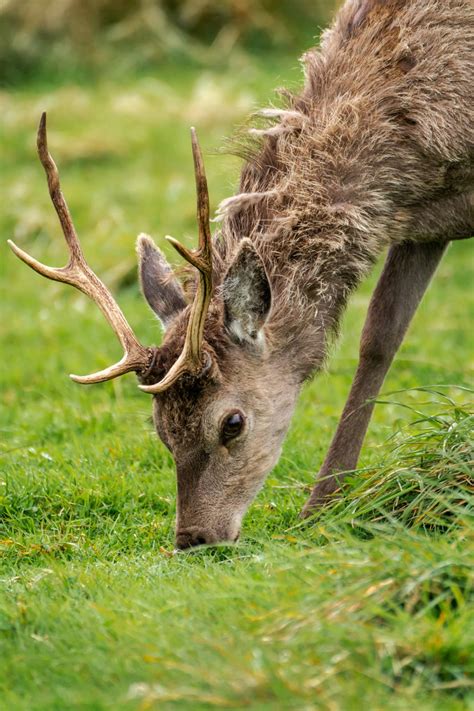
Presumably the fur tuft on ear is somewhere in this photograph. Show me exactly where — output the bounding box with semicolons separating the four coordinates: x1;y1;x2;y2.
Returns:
136;233;186;328
222;238;272;346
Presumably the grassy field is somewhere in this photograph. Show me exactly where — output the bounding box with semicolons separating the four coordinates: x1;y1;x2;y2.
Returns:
1;58;473;710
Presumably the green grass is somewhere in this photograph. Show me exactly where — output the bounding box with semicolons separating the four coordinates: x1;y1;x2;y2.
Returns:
1;60;473;710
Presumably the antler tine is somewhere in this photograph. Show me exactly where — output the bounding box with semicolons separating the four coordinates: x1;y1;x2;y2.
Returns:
191;126;212;256
8;112;151;385
36;111;83;262
140;128;213;394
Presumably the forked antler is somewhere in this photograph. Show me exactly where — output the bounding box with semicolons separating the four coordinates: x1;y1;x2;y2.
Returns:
139;127;214;394
8;112;152;384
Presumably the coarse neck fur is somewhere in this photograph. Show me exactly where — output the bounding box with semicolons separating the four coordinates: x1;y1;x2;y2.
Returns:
201;0;473;380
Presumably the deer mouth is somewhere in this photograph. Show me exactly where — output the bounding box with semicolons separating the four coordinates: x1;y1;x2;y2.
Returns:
175;526;241;550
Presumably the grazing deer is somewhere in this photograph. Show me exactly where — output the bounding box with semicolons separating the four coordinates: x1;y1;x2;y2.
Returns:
9;0;473;548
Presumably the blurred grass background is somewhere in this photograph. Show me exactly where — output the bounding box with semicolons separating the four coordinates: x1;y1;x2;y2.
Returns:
0;0;335;86
1;1;474;709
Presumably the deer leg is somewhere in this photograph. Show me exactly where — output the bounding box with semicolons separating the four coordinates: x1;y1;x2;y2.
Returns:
301;239;448;516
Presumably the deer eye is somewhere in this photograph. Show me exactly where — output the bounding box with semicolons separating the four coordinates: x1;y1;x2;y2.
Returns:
221;411;245;443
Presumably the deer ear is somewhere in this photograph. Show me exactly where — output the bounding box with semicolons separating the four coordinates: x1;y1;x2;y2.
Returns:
137;233;186;328
222;238;271;346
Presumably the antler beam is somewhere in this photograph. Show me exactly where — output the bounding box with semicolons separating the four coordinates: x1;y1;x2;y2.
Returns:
8;112;151;384
139;127;214;394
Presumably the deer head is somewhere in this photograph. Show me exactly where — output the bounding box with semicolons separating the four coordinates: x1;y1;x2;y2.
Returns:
9;115;300;549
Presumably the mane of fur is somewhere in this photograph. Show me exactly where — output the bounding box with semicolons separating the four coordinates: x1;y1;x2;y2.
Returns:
182;0;474;377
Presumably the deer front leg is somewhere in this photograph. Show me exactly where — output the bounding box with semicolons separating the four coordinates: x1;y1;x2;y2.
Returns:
301;239;448;516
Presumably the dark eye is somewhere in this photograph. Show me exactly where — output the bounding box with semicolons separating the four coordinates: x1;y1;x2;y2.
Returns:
221;411;245;443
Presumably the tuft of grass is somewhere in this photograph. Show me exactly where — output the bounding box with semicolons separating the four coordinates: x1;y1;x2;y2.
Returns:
306;387;474;532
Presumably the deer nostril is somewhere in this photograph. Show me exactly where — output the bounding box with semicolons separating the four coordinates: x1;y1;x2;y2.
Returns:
195;536;207;545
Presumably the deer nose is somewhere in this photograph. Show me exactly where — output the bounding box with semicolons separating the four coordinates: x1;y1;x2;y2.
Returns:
175;529;211;550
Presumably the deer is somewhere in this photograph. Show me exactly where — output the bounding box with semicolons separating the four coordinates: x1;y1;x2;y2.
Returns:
9;0;473;549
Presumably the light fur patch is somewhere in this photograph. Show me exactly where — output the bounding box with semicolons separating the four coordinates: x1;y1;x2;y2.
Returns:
214;190;279;222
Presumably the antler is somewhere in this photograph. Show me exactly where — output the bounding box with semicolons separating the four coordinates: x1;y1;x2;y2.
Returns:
8;112;152;384
139;127;213;394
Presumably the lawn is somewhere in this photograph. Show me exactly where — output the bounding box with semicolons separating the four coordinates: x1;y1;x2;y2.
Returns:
0;57;473;710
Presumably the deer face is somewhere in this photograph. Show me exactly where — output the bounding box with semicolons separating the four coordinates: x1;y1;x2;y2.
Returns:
138;235;299;549
152;356;297;549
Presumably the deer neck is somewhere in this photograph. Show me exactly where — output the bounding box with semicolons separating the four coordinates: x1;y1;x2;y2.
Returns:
265;224;380;381
215;126;393;383
215;214;383;383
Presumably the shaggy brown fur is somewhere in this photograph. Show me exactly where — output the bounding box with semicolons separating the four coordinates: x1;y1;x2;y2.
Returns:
210;0;474;375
